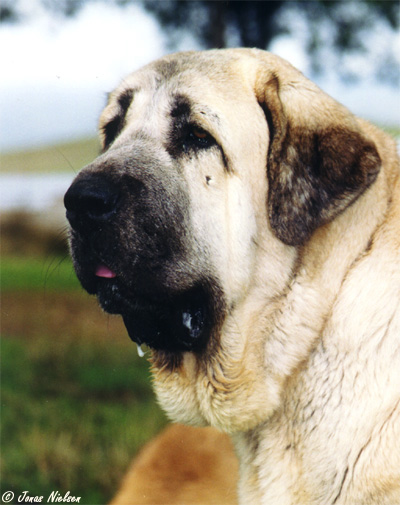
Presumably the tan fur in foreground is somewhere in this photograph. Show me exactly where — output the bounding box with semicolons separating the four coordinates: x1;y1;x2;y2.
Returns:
109;424;238;505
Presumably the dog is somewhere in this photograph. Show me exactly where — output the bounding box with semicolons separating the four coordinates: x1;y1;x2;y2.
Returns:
109;424;238;505
64;49;400;504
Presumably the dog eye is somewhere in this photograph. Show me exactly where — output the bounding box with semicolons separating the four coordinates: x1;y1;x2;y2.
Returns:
191;128;208;140
186;127;215;149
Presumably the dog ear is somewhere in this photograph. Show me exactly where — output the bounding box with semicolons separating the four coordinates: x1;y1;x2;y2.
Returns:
256;72;381;246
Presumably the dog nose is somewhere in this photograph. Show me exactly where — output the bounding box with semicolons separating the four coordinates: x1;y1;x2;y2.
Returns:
64;175;120;230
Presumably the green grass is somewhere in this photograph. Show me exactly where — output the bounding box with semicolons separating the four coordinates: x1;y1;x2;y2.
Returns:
0;137;100;174
1;257;168;504
1;256;80;291
1;336;167;504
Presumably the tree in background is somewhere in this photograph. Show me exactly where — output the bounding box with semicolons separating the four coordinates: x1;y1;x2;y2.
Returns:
1;0;399;83
138;0;399;84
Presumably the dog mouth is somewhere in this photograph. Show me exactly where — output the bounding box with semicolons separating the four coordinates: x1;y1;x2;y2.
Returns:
92;263;211;352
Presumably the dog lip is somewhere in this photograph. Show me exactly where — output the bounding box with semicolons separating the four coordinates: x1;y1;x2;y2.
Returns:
122;299;209;352
74;255;212;352
95;281;211;352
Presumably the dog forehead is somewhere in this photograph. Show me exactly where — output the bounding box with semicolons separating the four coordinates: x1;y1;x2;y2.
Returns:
113;50;260;104
104;48;306;121
99;52;255;142
97;50;274;177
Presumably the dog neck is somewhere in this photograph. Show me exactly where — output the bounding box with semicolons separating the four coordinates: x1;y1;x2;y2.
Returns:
231;144;399;504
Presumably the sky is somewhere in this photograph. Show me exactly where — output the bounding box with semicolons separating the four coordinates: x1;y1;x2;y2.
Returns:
0;0;399;152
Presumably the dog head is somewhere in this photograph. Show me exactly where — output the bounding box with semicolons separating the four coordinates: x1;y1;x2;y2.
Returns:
64;49;380;387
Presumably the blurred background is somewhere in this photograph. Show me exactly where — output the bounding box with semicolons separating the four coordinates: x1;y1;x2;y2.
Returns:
1;1;399;503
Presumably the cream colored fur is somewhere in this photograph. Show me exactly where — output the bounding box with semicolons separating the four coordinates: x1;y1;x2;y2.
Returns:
103;50;400;504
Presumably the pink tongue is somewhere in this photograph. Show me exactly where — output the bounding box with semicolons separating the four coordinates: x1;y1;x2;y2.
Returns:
95;264;117;278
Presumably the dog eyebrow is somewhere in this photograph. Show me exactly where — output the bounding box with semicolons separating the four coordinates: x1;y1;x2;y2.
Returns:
168;93;229;171
169;93;212;149
171;94;221;129
171;94;192;123
170;94;223;142
117;88;135;112
102;88;135;150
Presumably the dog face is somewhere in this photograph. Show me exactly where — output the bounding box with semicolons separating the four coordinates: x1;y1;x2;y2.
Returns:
64;51;272;353
64;48;380;423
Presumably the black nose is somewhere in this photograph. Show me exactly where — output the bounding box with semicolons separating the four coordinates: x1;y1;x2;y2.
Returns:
64;175;120;230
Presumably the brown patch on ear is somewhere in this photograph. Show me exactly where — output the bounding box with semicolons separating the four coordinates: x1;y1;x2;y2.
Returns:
258;74;381;246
